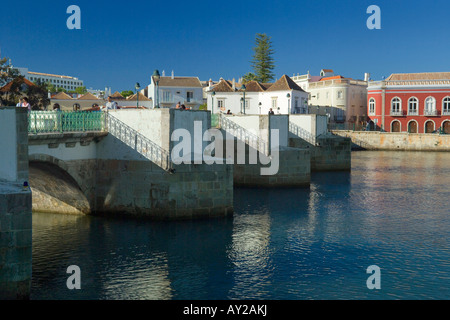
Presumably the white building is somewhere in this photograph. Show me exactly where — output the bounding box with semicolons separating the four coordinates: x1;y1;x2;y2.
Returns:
15;67;84;92
206;75;309;115
291;69;369;127
145;71;204;109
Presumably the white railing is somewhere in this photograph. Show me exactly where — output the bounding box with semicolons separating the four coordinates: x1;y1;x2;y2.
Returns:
219;114;269;155
424;110;438;116
288;121;317;146
442;110;450;115
390;110;404;116
308;79;367;88
106;113;172;171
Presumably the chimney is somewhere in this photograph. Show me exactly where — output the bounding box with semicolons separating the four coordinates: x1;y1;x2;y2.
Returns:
364;73;370;82
171;70;174;79
232;78;236;90
208;78;213;88
162;70;165;77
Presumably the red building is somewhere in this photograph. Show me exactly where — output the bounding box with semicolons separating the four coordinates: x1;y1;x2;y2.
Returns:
367;72;450;133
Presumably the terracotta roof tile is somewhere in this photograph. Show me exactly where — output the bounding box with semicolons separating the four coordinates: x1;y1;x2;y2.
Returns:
154;76;202;87
386;72;450;81
51;92;73;100
126;92;152;101
242;80;265;92
265;75;305;92
77;92;100;100
0;78;35;92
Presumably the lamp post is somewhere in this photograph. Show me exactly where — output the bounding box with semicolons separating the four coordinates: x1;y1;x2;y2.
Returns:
135;82;140;109
152;69;161;108
241;84;246;114
211;91;215;114
259;102;262;114
287;93;291;114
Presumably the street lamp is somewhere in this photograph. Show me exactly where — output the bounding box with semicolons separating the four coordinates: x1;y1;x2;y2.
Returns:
135;82;140;109
287;93;291;114
259;102;262;114
211;91;215;114
152;69;161;108
241;84;246;114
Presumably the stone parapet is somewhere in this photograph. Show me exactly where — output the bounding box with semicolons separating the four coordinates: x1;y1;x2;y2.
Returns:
332;130;450;151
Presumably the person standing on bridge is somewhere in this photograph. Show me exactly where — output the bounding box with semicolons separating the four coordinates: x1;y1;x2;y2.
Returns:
106;96;118;110
21;97;31;111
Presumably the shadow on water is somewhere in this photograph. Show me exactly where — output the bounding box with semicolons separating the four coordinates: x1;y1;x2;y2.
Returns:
31;151;450;300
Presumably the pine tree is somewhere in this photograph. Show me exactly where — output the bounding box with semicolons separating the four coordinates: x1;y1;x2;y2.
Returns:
250;33;275;83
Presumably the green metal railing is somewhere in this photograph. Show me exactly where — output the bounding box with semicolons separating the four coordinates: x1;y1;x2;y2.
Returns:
28;111;106;134
211;114;219;128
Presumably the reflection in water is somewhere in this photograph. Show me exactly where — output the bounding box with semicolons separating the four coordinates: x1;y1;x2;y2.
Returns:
32;151;450;299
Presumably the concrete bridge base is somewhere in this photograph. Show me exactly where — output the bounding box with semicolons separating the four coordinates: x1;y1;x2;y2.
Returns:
289;135;351;171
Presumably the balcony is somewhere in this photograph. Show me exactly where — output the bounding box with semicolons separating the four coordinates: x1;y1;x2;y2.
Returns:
390;110;404;116
424;110;438;116
442;109;450;116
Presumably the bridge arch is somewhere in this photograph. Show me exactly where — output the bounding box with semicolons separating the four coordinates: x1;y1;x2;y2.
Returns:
28;154;91;214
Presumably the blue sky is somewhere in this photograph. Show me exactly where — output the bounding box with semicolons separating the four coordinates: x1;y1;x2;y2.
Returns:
1;0;450;92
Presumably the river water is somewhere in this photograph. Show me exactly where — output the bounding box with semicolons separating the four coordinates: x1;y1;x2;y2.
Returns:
31;151;450;300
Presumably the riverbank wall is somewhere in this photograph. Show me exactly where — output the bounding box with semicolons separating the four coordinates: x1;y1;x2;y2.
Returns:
333;130;450;151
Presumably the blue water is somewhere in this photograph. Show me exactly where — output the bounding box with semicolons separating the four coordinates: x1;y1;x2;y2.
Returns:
31;151;450;300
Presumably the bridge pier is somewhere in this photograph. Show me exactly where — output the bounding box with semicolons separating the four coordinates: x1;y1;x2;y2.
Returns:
0;107;32;300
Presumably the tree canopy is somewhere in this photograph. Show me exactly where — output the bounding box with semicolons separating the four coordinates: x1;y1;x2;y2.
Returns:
250;33;275;83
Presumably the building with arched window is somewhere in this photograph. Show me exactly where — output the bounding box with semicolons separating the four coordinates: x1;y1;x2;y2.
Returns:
367;72;450;133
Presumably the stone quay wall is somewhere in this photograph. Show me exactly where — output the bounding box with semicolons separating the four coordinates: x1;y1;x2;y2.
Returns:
332;130;450;151
289;135;351;171
0;107;32;300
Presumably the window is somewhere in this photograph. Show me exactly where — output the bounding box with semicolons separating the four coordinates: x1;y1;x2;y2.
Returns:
240;99;250;113
369;98;376;115
443;97;450;115
424;97;436;115
326;91;329;99
317;93;320;100
408;97;418;115
337;91;343;99
162;90;172;102
217;99;225;110
271;97;277;110
186;91;194;102
391;97;402;115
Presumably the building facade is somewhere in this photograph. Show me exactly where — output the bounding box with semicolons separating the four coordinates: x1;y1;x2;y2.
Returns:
367;72;450;133
15;67;84;91
206;75;309;115
145;72;203;109
292;69;369;129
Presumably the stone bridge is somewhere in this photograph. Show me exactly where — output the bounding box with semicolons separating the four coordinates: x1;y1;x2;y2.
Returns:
1;106;350;299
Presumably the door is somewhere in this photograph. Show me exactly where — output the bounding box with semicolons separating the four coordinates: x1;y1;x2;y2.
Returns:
408;121;417;133
443;121;450;134
391;121;401;132
425;121;434;133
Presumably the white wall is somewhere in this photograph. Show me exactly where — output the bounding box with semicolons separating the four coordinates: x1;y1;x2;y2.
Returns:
208;90;308;115
289;114;329;137
108;109;163;147
0;108;18;181
29;143;97;161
